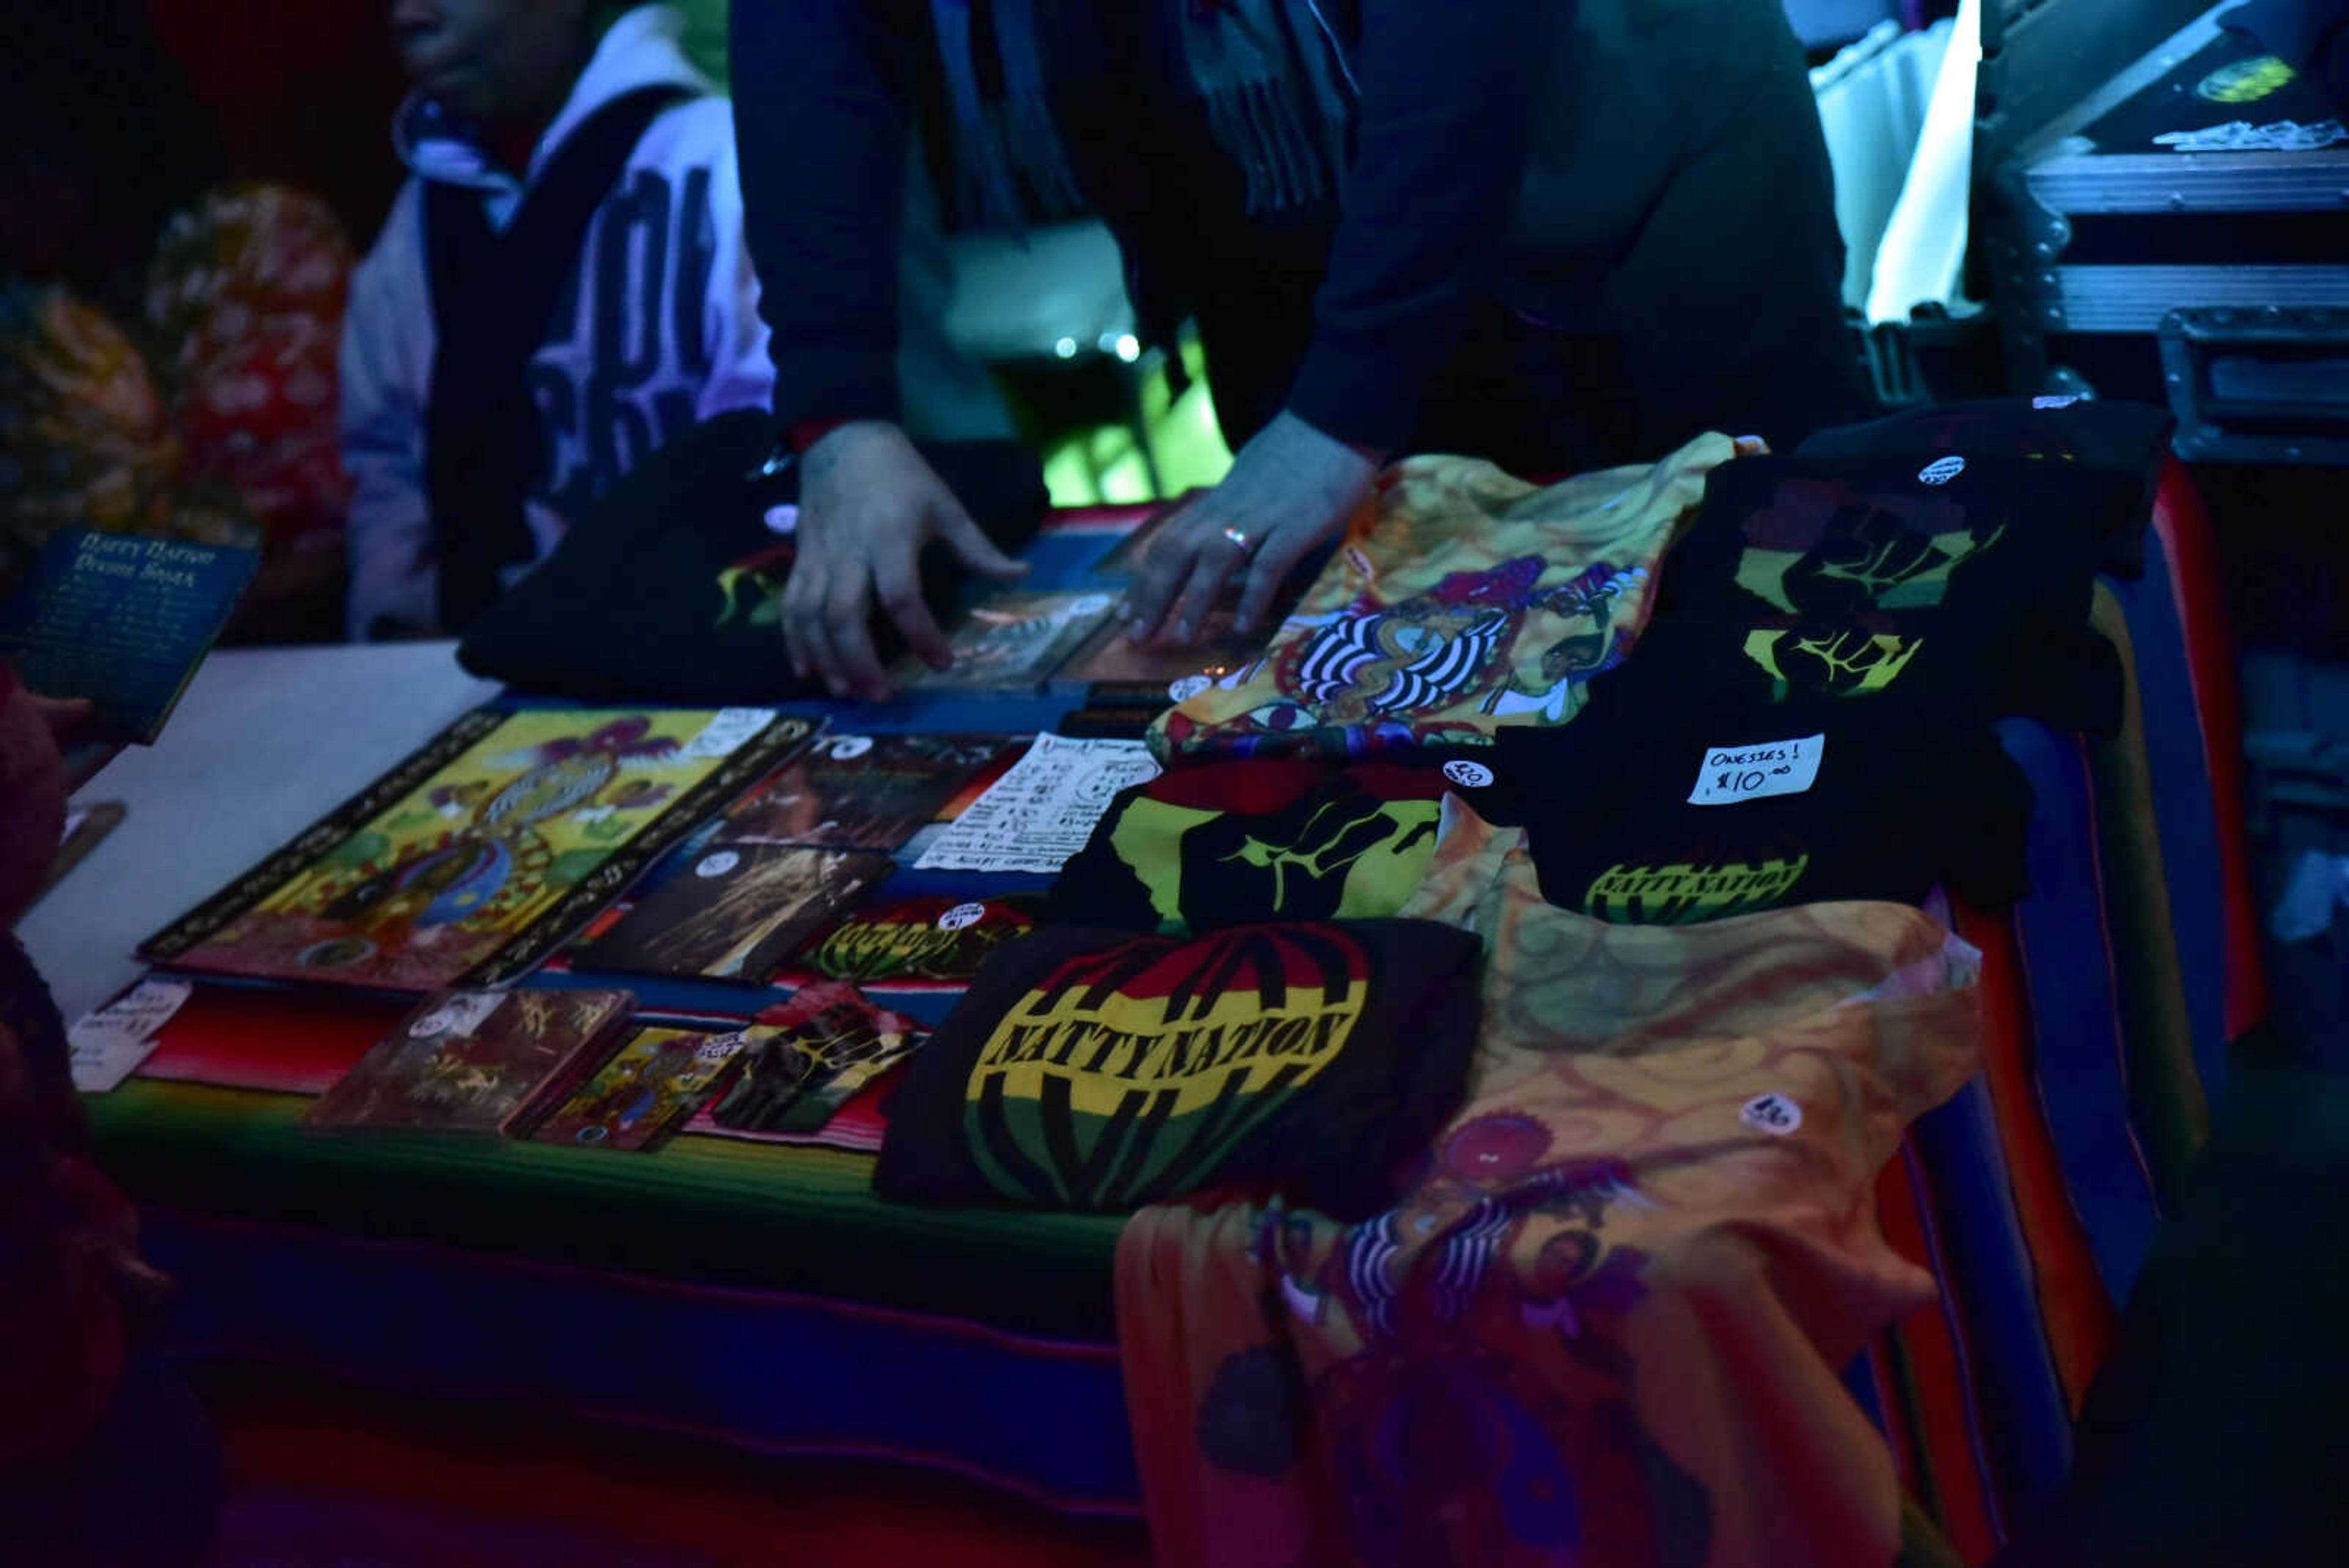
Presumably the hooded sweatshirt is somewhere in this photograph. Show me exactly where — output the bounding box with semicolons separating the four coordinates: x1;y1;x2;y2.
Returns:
340;4;772;640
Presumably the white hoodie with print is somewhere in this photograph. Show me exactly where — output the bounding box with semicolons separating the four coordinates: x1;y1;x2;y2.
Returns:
340;4;771;640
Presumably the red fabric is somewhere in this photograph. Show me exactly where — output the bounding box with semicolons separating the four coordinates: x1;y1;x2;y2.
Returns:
1140;757;1446;814
1877;1151;2003;1566
138;987;406;1097
1950;902;2120;1414
2149;462;2269;1039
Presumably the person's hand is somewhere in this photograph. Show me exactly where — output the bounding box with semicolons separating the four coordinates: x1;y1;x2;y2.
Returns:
786;421;1028;701
1124;411;1378;645
26;693;91;743
0;680;70;927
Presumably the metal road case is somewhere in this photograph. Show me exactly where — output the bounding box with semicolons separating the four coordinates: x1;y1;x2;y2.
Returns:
1981;2;2349;456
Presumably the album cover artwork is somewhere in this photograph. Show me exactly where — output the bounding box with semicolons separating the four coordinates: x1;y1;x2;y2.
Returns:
897;591;1118;691
1056;609;1266;694
572;844;893;983
303;987;634;1135
792;893;1041;986
719;733;1005;852
140;706;815;993
705;981;924;1136
531;1025;752;1151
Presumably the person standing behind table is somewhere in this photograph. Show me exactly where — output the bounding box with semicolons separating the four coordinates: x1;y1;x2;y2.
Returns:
343;0;778;641
346;0;1007;643
731;0;1872;700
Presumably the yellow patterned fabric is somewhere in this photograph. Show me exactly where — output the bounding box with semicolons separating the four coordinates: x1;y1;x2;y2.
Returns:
1116;802;1982;1568
1148;433;1756;764
0;185;352;592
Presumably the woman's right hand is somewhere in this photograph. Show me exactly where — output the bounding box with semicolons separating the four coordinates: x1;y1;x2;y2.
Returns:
785;422;1028;701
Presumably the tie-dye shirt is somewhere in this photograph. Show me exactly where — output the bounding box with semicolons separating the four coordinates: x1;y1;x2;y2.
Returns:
1148;432;1757;765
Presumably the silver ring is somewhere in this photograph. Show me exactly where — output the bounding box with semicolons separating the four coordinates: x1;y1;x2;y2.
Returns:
1220;526;1254;555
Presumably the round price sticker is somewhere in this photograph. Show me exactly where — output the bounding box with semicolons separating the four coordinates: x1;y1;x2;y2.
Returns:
1918;456;1967;486
1168;675;1212;703
1442;760;1496;789
696;850;741;879
828;735;874;761
937;902;988;932
1740;1093;1803;1136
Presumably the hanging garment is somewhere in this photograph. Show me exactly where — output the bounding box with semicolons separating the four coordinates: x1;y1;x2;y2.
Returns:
1115;803;1982;1568
1149;432;1753;765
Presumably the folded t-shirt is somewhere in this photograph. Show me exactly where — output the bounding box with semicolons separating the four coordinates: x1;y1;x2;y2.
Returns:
1149;433;1750;764
1796;395;2172;581
1433;423;2168;923
1464;710;2038;920
458;413;1048;702
875;920;1485;1221
1623;443;2133;737
1042;759;1448;934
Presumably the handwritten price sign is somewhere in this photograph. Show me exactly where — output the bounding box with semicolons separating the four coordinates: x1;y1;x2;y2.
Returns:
1688;734;1825;808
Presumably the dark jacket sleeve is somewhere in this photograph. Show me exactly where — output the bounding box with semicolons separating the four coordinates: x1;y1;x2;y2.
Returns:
730;0;921;430
1283;0;1544;456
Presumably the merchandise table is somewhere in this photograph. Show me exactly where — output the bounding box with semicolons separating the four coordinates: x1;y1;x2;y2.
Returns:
29;516;1154;1513
27;477;2266;1555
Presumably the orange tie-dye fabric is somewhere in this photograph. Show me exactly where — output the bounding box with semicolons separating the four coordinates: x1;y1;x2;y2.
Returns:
1148;434;1757;765
1116;804;1982;1568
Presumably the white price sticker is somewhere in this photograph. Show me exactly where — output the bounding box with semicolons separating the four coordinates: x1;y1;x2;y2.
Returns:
1167;675;1212;704
936;902;987;932
828;735;874;761
1918;455;1967;486
1442;760;1495;789
2032;395;2080;410
1740;1093;1804;1137
680;708;779;761
69;978;193;1093
696;850;742;879
1688;735;1824;808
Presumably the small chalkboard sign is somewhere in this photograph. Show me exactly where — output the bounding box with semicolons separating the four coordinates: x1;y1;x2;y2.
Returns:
0;529;258;744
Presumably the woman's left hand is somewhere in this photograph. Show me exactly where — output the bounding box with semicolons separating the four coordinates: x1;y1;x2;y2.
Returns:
1124;411;1379;645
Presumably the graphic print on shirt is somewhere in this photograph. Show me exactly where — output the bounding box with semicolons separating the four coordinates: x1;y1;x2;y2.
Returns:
529;166;716;521
1581;855;1811;924
1731;477;2005;700
1248;557;1644;736
801;895;1039;984
1107;789;1441;932
962;926;1371;1207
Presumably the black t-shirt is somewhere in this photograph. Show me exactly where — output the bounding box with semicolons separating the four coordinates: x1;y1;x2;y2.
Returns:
1042;759;1449;934
1442;414;2167;923
1628;442;2132;737
1463;708;2036;920
1796;396;2172;581
875;920;1484;1221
